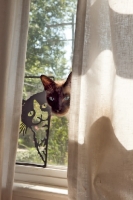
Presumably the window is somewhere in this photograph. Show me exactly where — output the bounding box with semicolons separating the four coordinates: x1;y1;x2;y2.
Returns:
14;1;77;199
15;0;77;185
14;2;77;199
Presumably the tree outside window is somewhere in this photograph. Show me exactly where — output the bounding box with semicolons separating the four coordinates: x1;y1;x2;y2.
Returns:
16;0;77;166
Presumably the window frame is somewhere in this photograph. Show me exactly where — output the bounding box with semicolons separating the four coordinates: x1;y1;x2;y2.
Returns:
14;2;77;198
14;165;68;199
14;165;67;188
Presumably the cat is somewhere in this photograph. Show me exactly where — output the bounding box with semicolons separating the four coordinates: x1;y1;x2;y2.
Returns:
20;91;50;135
40;72;72;117
19;92;51;166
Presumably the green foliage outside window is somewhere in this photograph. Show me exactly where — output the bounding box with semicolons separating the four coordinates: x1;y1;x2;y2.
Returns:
16;0;77;166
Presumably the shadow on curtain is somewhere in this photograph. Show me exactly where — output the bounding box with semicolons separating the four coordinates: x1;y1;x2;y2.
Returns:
68;0;133;199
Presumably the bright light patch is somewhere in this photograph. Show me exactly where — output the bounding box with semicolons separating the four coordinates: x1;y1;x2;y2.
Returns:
112;75;133;150
109;0;133;14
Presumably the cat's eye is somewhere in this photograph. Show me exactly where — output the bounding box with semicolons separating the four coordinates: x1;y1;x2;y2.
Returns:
64;95;70;101
41;103;47;108
49;96;55;101
28;111;34;117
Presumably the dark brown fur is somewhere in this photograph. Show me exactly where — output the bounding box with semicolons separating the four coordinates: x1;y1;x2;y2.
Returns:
40;72;72;116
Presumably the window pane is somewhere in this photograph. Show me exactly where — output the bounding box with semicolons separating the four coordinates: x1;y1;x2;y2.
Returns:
16;0;77;167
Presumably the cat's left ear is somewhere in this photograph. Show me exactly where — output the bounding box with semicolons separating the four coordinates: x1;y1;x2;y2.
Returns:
64;72;72;87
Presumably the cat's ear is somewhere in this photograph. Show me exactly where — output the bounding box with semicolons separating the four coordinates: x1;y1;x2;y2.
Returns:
64;72;72;87
40;75;55;91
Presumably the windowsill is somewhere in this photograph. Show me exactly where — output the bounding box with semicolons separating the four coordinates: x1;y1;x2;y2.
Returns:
13;165;68;200
13;182;68;200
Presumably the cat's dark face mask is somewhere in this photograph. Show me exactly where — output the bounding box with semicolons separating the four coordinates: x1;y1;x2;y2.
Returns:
40;72;72;116
46;88;70;116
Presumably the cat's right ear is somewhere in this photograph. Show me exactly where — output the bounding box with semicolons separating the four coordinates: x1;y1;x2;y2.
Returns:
40;75;55;91
64;72;72;87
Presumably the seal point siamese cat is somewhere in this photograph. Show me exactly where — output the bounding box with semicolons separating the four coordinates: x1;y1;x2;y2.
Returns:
40;72;72;118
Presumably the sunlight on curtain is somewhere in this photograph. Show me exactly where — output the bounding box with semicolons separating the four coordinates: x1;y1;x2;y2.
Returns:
0;1;30;200
109;0;133;14
68;0;133;199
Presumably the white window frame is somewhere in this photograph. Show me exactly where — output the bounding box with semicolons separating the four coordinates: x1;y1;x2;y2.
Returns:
13;1;76;199
13;165;68;200
14;165;67;187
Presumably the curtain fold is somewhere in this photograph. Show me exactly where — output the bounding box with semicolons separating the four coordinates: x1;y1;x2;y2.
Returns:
0;0;30;200
68;0;133;199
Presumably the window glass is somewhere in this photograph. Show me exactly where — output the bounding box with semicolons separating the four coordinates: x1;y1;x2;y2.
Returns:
16;0;77;166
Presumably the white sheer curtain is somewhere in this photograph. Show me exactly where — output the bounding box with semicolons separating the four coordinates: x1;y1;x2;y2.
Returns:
0;0;30;200
68;0;133;199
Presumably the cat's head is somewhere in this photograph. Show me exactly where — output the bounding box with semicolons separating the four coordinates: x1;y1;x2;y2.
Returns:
40;72;72;116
